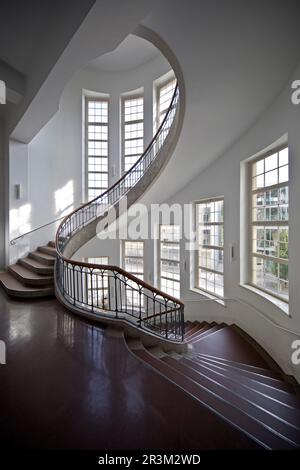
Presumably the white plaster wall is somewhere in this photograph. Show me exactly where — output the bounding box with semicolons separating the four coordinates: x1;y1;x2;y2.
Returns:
9;140;30;264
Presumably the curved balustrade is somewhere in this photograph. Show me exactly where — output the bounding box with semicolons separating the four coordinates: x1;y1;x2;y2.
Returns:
55;85;184;341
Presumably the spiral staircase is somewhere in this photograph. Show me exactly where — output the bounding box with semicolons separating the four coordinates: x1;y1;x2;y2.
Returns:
1;83;300;449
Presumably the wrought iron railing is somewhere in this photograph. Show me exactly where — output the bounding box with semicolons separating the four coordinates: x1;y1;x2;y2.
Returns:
55;84;184;341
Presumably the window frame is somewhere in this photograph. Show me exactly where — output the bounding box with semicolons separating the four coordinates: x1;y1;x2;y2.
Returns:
248;144;289;304
122;240;145;280
155;77;176;132
121;93;144;175
83;256;109;309
194;197;225;299
122;240;145;309
158;224;181;299
85;96;110;202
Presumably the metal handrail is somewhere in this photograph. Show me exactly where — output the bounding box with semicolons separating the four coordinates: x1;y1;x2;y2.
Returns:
55;84;184;341
10;214;67;245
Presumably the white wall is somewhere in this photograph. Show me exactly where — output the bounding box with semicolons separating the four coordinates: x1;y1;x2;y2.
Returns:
9;140;30;263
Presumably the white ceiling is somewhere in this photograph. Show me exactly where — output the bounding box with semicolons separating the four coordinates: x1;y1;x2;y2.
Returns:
88;34;161;73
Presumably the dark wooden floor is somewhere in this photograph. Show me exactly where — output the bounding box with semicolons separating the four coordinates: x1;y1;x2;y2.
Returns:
0;291;259;449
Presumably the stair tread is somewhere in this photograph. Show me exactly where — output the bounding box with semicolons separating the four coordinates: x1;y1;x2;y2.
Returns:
188;325;225;343
197;353;280;377
195;356;291;391
194;356;294;393
190;326;272;368
172;356;300;427
31;250;55;261
184;323;211;339
134;348;296;449
161;356;300;444
38;245;57;255
184;322;210;338
9;263;53;282
0;272;53;295
20;257;54;273
29;251;56;266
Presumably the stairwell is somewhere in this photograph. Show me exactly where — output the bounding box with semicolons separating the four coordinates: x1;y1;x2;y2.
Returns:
1;79;300;450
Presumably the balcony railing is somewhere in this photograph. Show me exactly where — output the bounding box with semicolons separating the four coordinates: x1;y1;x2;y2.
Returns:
55;84;184;341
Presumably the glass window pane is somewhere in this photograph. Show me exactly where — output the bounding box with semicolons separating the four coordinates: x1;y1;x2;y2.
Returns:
265;153;278;172
160;225;180;297
253;159;264;176
251;147;289;302
279;148;289;167
265;169;278;186
196;199;224;297
279;165;288;184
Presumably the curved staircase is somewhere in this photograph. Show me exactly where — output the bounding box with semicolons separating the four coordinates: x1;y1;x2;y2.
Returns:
0;241;55;297
54;83;184;344
2;81;300;449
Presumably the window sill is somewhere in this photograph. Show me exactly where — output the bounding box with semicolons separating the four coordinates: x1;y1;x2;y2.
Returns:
240;284;289;316
189;287;226;308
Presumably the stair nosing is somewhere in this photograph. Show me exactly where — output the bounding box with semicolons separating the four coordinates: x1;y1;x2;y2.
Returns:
129;346;270;449
192;357;298;409
139;350;299;448
168;356;300;430
134;349;298;449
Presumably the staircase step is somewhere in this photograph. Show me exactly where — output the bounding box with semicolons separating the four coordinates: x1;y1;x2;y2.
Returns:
188;326;273;368
0;272;54;298
161;356;300;446
38;245;57;257
197;353;281;380
146;346;166;358
184;323;211;340
48;241;56;248
184;322;210;338
8;264;53;287
29;250;56;266
188;324;225;343
195;357;292;392
174;356;300;428
19;257;54;275
195;357;299;398
133;348;296;449
184;322;198;334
